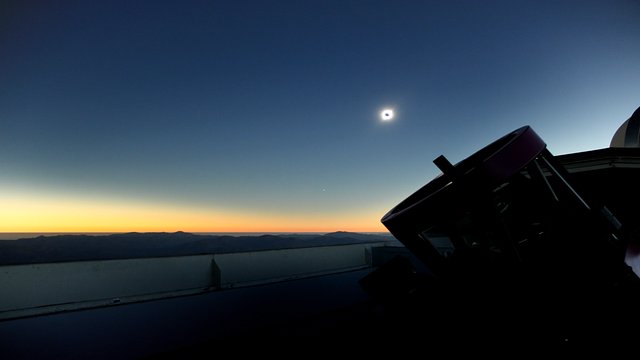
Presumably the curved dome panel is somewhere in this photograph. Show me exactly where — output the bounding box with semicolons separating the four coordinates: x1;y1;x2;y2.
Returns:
611;107;640;148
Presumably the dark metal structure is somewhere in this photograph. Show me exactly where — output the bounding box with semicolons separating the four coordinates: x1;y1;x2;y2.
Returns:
376;125;640;343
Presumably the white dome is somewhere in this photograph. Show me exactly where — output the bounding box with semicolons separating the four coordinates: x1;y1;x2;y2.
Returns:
610;107;640;148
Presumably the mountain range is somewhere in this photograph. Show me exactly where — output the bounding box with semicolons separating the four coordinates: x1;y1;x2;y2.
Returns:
0;231;396;265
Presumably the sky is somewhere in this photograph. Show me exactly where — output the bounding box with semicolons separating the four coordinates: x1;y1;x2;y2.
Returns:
1;0;639;233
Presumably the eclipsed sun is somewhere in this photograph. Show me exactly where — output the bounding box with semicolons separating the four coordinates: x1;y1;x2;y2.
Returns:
380;109;394;121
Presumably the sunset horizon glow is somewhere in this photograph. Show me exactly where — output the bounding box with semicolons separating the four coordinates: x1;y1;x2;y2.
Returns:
0;188;388;233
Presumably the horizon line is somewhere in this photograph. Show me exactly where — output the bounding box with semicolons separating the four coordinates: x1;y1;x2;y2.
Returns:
0;230;392;240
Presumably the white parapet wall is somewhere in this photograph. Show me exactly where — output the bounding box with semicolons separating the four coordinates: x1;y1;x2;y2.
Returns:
0;255;216;318
215;243;375;287
0;243;382;320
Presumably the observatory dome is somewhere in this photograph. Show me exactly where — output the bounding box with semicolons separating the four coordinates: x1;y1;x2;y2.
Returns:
610;107;640;148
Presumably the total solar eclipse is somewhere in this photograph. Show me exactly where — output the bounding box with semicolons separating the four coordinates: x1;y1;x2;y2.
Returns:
380;109;394;121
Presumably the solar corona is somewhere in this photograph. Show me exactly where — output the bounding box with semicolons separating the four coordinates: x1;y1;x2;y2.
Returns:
380;109;394;121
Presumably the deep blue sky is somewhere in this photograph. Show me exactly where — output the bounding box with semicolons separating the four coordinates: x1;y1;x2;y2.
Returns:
1;0;639;231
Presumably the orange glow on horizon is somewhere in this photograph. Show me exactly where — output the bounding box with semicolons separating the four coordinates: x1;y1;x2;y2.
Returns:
0;189;388;233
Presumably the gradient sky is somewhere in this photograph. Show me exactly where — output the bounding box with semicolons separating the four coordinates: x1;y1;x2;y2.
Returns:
1;0;639;232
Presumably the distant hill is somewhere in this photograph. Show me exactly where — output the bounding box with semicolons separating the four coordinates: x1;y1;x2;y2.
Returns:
0;232;396;265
